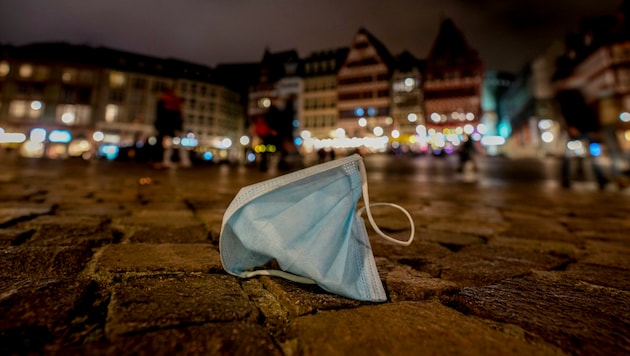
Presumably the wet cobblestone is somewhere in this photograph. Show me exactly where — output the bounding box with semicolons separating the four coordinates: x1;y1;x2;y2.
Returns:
0;155;628;355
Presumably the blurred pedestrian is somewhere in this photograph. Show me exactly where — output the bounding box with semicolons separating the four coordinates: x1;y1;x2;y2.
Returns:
556;89;607;190
457;134;477;173
274;96;297;170
598;97;630;189
254;110;277;172
256;96;300;171
317;148;327;163
154;87;191;168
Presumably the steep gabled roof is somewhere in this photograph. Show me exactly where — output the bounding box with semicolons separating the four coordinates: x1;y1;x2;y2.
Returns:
303;47;349;76
357;27;396;72
395;50;425;73
259;49;301;82
427;18;480;68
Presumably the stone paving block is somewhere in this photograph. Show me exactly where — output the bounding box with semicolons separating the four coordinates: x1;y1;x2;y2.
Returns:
561;216;630;237
563;263;630;291
0;186;47;202
94;243;222;275
420;229;487;251
194;207;227;242
0;205;54;227
371;239;453;263
428;220;502;238
105;273;258;336
257;276;363;316
94;189;144;205
241;279;291;333
0;245;94;280
500;211;575;242
412;204;509;237
581;239;630;269
112;210;208;243
0;228;34;246
488;236;583;260
432;245;569;286
55;202;130;218
25;215;113;247
284;300;565;355
376;258;459;302
0;280;94;355
444;271;630;355
72;323;282;355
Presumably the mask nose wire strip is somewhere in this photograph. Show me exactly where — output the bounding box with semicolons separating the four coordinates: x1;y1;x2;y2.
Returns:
358;158;415;246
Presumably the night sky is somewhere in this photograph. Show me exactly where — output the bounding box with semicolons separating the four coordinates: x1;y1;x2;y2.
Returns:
0;0;623;73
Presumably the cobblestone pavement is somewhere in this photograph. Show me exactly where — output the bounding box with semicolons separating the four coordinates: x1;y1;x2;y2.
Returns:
0;154;628;355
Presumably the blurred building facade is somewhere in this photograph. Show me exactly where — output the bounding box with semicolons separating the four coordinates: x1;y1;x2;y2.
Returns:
335;28;395;150
246;49;302;153
423;18;484;154
552;0;630;154
0;43;245;161
301;48;349;142
497;0;630;159
499;42;564;158
8;5;630;163
390;51;426;153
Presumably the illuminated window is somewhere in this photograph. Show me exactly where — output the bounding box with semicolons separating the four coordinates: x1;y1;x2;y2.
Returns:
9;100;27;117
105;104;119;123
0;61;9;77
56;104;91;125
19;64;33;78
109;72;126;88
62;68;77;82
9;100;44;119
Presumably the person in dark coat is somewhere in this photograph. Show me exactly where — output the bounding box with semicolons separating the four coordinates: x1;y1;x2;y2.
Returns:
154;87;190;168
256;97;298;171
556;89;607;189
457;134;477;173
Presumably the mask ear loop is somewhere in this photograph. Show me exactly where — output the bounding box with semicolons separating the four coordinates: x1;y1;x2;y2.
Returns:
357;158;415;246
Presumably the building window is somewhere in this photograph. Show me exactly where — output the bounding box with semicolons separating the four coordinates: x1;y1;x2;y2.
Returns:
9;100;44;119
0;61;9;77
109;72;126;88
130;93;145;105
152;80;169;93
131;77;148;90
105;104;119;123
19;64;33;78
109;89;125;103
56;104;91;125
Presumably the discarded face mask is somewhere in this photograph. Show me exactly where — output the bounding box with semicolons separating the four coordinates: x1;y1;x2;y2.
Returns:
219;154;414;302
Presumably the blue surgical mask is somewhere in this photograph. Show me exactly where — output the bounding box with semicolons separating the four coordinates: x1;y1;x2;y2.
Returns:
220;154;414;302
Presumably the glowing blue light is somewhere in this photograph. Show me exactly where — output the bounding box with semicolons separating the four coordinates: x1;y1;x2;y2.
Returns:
203;152;214;161
292;120;300;128
367;107;376;116
589;142;602;157
294;137;303;146
49;130;72;143
498;121;511;138
355;108;364;116
99;144;119;160
247;152;256;162
181;138;198;147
